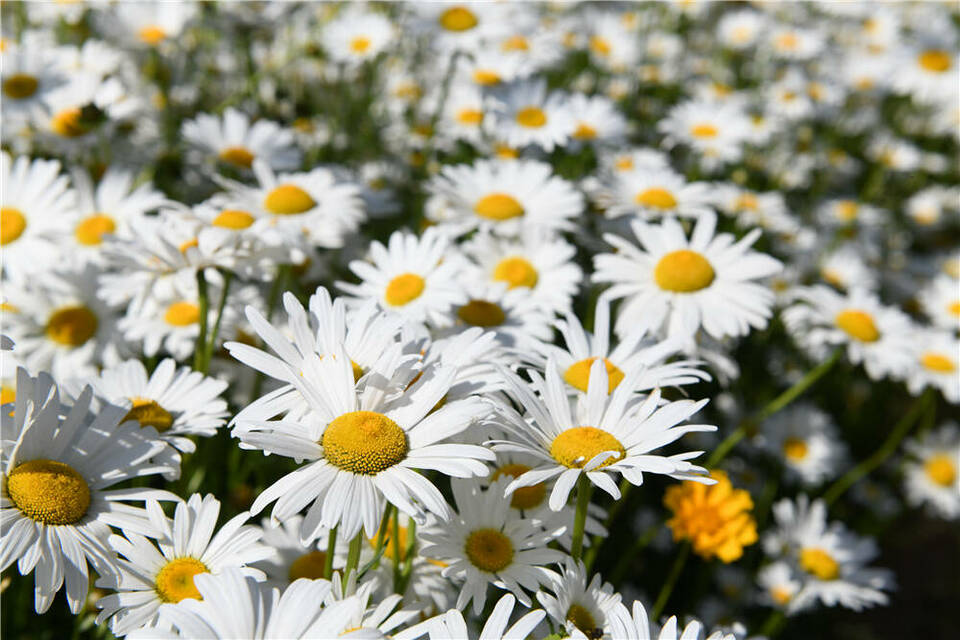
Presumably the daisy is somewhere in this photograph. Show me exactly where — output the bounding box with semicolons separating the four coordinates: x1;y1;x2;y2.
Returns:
426;159;584;238
816;198;882;230
0;153;75;280
416;3;512;52
234;342;496;542
538;559;628;640
323;573;420;637
903;423;960;519
418;478;564;614
892;40;958;105
181;108;300;173
455;48;532;88
438;81;488;145
712;185;796;235
717;10;766;50
759;404;846;486
1;369;177;614
567;93;629;147
658;100;752;170
593;213;783;343
918;274;960;331
766;26;825;61
398;594;545;640
757;561;803;612
591;166;714;220
614;599;738;640
323;7;395;65
584;11;641;72
493;358;715;512
444;282;553;351
819;246;877;292
337;228;467;328
782;286;914;380
485;78;576;151
101;1;198;48
254;515;341;587
0;41;66;130
903;330;959;403
95;495;273;636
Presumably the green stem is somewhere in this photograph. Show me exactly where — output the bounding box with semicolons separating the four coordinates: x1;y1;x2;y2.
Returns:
758;610;786;638
651;542;690;620
343;530;364;594
323;525;338;580
707;349;842;468
391;509;402;592
193;269;209;373
584;479;631;572
202;269;233;371
822;389;933;506
570;474;593;561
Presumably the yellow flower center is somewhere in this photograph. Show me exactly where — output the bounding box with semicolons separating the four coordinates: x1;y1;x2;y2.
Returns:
474;193;524;221
165;301;200;327
799;548;839;581
771;586;793;605
0;386;15;405
472;69;501;85
589;35;611;57
155;557;207;603
735;193;759;212
456;108;484;125
566;604;600;640
782;437;808;461
322;411;408;475
563;357;625;393
1;206;27;245
690;123;719;139
836;200;859;221
6;459;91;525
287;550;328;581
45;306;98;347
924;454;956;487
501;35;529;52
51;107;89;138
464;528;514;572
457;300;505;327
918;49;951;73
2;73;39;99
123;398;174;432
573;122;597;140
654;249;716;293
350;36;371;54
921;352;955;373
263;184;316;215
775;32;799;52
834;309;879;342
213;209;255;229
139;25;167;45
492;463;546;510
218;146;255;169
439;6;478;32
949;301;960;317
635;187;678;210
74;214;116;246
550;426;625;469
384;273;425;307
515;106;547;128
493;256;538;289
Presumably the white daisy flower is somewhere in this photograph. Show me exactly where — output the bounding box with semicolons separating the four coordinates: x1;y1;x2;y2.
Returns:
712;185;796;236
445;282;553;351
254;515;340;588
766;26;825;61
322;7;394;65
819;246;877;292
918;274;960;331
584;11;641;72
591;166;713;220
717;10;766;50
903;423;960;519
323;572;420;637
891;40;958;105
393;593;546;640
816;198;882;230
0;41;67;130
416;2;512;52
593;213;782;343
493;358;715;512
95;494;273;636
181;108;300;173
757;561;803;611
455;48;533;88
759;404;846;487
438;81;488;145
903;330;959;403
614;599;737;640
486;78;576;151
1;369;177;614
101;1;197;48
567;93;629;147
419;478;564;614
538;559;628;640
658;100;752;170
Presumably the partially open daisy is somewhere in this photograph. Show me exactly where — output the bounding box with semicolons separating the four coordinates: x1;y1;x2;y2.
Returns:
538;559;629;640
393;593;546;640
614;598;735;640
95;494;272;636
1;369;177;614
493;358;716;512
419;478;564;614
593;213;783;343
904;423;959;520
182;108;300;173
486;78;576;151
444;282;553;351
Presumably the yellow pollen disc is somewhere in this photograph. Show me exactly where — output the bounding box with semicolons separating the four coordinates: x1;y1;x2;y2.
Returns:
384;273;426;307
494;144;518;159
614;157;634;171
949;301;960;317
563;357;625;393
322;411;408;475
799;548;839;581
139;25;167;45
474;193;524;221
439;6;478;32
123;397;174;432
165;301;200;327
573;122;597;140
566;603;600;639
178;238;198;253
1;386;15;405
501;35;529;52
74;214;116;246
492;463;546;510
464;528;514;572
213;209;255;229
6;459;91;525
45;306;98;347
775;32;798;51
1;206;27;245
456;108;484;125
263;184;316;215
834;309;879;342
493;256;538;289
736;193;759;211
635;187;678;210
690;123;719;138
924;454;956;487
51;107;89;138
654;249;716;293
155;557;207;603
836;200;858;221
515;106;547;128
350;36;372;53
550;426;625;469
457;300;505;327
218;146;255;169
771;586;792;605
921;352;955;373
918;49;951;73
472;69;501;85
782;437;808;462
3;73;39;99
589;35;612;56
287;550;328;581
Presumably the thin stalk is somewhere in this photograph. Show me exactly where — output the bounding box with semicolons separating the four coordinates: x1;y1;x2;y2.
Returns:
344;530;364;594
397;519;417;594
323;525;338;580
584;479;631;571
193;269;209;373
368;504;394;571
758;610;786;638
391;509;402;592
822;389;933;506
651;543;690;620
570;474;593;561
202;269;233;371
